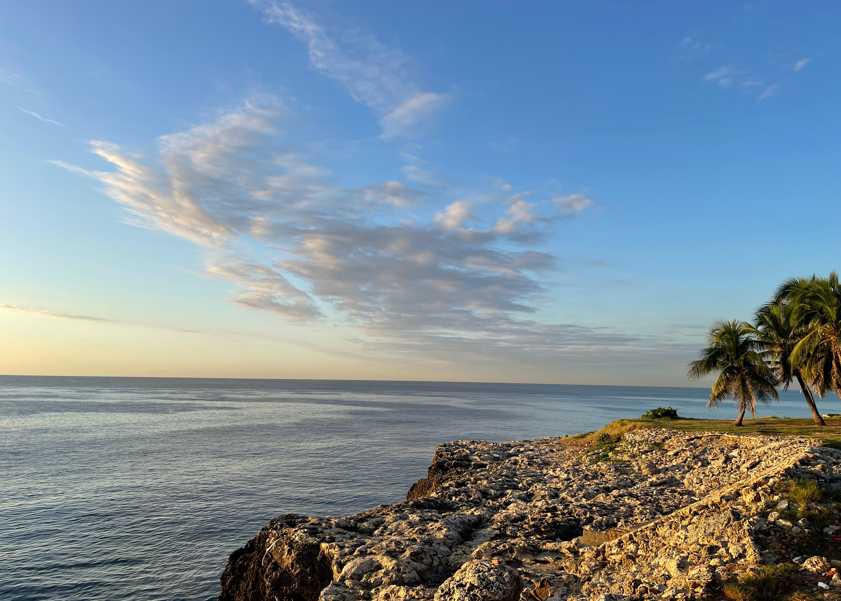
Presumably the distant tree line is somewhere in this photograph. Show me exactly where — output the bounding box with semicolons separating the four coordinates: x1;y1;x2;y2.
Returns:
688;273;841;426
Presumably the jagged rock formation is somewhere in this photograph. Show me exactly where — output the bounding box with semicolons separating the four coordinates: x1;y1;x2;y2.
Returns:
219;429;837;601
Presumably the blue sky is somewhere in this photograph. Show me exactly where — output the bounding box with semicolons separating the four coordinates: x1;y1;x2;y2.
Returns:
1;1;838;384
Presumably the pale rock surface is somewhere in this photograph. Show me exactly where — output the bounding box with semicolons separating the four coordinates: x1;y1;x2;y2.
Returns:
433;560;522;601
219;429;839;601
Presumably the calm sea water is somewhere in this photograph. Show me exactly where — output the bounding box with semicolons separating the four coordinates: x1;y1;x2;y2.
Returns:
0;376;829;601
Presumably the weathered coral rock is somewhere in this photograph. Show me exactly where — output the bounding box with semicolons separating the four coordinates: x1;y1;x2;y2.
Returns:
433;560;522;601
220;429;838;601
801;556;832;575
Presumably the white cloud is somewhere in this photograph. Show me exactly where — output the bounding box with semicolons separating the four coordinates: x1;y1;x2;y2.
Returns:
250;0;449;138
401;152;446;186
703;65;780;101
434;200;471;230
554;192;595;216
794;57;812;72
359;181;423;207
53;100;284;246
704;66;747;88
0;68;23;87
494;200;536;234
201;256;321;321
20;108;62;126
758;83;779;102
59;96;610;365
674;37;710;62
506;191;531;203
380;92;451;139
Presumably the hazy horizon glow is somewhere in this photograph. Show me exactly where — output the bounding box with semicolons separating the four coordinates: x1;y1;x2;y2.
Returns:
1;2;838;385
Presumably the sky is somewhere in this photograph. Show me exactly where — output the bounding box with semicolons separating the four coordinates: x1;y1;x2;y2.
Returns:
0;1;839;385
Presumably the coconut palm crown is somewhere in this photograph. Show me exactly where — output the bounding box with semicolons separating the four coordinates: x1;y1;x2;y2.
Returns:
753;300;825;425
687;319;779;426
784;272;841;398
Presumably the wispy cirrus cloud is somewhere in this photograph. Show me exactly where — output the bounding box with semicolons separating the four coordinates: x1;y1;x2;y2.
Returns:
0;303;213;336
250;0;450;138
49;98;285;246
700;46;818;103
673;37;710;62
703;65;780;102
0;303;113;322
20;108;62;126
401;151;446;186
757;83;780;102
56;96;603;365
703;66;748;89
555;192;596;216
0;67;23;87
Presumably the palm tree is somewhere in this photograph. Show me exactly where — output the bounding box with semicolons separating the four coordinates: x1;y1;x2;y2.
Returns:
688;319;779;426
753;301;825;425
784;272;841;398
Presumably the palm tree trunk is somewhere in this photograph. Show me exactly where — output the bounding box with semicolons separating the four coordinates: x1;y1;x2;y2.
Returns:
795;369;825;425
734;404;746;427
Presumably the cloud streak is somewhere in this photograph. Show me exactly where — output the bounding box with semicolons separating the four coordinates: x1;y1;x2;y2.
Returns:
250;0;450;138
703;65;782;102
757;83;779;102
0;68;23;87
674;37;710;62
0;304;113;322
20;108;62;126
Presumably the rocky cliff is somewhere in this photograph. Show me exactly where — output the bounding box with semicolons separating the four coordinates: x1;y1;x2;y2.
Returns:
219;428;841;601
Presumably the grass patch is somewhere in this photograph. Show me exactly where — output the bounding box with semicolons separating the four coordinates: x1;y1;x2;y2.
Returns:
770;479;841;558
781;478;825;508
722;564;798;601
566;416;841;449
585;433;625;463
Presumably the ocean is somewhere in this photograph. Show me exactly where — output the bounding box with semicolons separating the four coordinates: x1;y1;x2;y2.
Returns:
0;376;827;601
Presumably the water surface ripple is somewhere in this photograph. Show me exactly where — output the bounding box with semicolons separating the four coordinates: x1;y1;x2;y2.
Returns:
0;377;818;600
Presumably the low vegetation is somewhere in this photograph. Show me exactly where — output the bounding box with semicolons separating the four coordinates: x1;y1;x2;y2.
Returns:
641;406;680;419
568;415;841;449
721;564;798;601
584;432;624;463
783;478;826;508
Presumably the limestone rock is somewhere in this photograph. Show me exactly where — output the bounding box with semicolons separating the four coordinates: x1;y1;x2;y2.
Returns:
801;556;831;575
432;560;521;601
219;429;829;601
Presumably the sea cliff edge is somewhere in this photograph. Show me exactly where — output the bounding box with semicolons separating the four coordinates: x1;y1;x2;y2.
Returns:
218;426;841;601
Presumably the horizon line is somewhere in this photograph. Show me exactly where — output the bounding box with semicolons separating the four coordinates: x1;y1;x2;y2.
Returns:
0;373;718;389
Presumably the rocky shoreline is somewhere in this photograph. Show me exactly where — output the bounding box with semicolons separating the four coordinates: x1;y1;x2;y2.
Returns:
219;427;841;601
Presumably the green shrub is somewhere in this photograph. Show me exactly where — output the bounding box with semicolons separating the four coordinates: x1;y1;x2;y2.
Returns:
641;407;679;419
597;432;621;446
